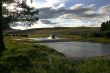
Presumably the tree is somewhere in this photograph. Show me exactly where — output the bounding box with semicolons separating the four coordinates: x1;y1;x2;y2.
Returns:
0;0;39;54
0;0;5;54
100;20;110;31
100;22;106;31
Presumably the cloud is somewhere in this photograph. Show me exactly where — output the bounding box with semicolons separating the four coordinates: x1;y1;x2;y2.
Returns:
12;2;110;29
40;19;58;24
98;5;110;15
36;4;110;28
59;4;102;19
38;7;57;19
53;3;65;9
70;3;94;11
38;4;101;19
32;0;66;8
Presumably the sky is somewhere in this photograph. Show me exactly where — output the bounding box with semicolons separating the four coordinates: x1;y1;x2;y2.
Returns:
12;0;110;30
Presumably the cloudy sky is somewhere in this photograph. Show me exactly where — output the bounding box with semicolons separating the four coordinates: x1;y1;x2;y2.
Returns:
12;0;110;30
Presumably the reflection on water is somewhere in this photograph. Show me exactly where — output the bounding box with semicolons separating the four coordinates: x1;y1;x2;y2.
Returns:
27;37;61;41
39;42;110;58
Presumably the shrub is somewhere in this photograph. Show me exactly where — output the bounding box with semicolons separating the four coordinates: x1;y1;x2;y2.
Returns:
103;31;110;38
81;34;88;39
90;32;103;37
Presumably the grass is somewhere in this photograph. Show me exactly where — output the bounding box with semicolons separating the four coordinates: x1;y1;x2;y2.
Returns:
1;36;75;73
75;57;110;73
0;36;110;73
86;38;110;43
28;34;49;38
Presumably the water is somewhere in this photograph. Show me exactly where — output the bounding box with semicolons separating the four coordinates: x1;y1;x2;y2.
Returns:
39;42;110;58
27;37;64;41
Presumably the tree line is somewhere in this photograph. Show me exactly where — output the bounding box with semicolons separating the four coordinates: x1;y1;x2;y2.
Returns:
81;20;110;38
100;20;110;31
91;20;110;38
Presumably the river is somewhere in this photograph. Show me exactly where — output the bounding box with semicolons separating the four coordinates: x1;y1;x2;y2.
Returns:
39;41;110;58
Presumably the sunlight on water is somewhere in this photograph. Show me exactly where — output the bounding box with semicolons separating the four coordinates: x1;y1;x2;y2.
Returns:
27;37;61;41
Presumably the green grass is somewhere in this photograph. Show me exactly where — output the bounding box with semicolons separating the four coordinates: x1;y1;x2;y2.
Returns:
28;34;49;38
86;38;110;43
76;57;110;73
1;36;75;73
0;36;110;73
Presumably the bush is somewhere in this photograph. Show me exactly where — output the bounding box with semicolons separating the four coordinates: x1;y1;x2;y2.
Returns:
103;31;110;38
89;31;110;38
81;34;88;39
90;32;103;37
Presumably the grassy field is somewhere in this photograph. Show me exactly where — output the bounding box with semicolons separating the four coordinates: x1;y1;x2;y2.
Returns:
0;36;110;73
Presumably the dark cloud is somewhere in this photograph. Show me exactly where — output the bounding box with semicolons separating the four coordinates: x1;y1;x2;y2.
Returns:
38;4;110;19
40;19;57;24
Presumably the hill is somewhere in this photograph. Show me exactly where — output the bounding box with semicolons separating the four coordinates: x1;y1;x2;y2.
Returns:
5;27;99;35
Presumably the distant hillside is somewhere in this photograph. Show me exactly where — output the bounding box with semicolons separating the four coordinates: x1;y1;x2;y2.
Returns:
5;27;100;35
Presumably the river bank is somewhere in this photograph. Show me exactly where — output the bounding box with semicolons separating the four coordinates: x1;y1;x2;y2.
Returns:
58;35;110;44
